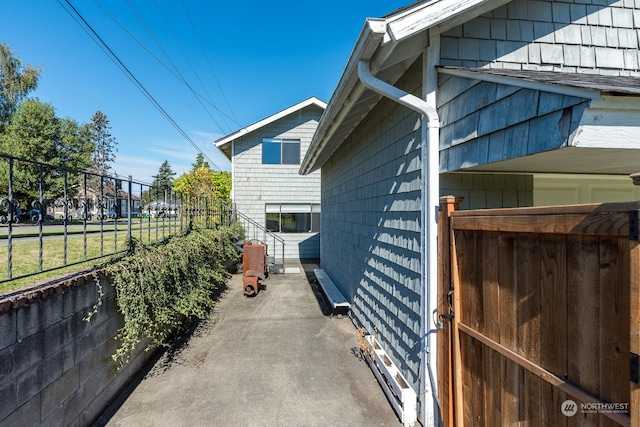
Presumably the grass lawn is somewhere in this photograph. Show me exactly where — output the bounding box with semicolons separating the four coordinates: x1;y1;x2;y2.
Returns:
0;226;181;293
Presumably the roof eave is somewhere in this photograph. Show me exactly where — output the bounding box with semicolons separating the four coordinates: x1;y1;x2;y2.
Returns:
299;0;514;175
299;19;387;175
214;96;327;153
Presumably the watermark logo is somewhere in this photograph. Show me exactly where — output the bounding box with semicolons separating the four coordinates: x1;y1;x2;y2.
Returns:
561;400;629;417
561;400;578;417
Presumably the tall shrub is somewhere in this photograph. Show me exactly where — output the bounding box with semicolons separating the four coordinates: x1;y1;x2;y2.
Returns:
100;225;242;367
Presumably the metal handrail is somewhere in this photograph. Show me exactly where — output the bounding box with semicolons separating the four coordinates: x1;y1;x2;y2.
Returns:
220;200;285;266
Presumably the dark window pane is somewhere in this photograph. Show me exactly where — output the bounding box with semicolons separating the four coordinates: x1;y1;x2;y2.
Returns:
281;141;300;164
262;140;281;164
280;212;310;232
266;212;280;232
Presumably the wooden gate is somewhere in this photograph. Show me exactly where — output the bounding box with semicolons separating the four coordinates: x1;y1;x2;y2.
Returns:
437;197;640;426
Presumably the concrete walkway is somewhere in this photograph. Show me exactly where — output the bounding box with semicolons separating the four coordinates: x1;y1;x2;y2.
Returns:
98;260;401;427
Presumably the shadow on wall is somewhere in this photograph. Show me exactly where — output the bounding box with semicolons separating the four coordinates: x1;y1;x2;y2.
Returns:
298;233;320;259
320;94;425;392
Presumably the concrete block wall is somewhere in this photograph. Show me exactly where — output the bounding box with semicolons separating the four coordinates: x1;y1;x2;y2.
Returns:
440;0;640;76
0;272;155;426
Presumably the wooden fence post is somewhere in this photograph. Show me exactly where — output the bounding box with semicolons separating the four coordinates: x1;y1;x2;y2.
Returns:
438;196;463;427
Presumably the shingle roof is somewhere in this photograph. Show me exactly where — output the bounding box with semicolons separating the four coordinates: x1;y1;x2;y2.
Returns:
442;66;640;96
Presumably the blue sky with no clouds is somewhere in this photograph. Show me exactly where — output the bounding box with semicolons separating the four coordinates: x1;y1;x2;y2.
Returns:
0;1;409;183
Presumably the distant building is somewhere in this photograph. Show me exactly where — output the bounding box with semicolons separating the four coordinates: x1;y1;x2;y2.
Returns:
215;97;326;259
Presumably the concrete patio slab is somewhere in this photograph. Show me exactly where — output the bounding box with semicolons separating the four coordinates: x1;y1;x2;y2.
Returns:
97;259;401;427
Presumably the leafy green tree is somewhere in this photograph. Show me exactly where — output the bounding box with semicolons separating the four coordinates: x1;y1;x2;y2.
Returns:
0;99;93;202
211;171;231;200
173;165;231;200
0;43;40;133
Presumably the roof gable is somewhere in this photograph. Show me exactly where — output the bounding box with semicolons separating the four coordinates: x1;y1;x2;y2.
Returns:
215;97;326;159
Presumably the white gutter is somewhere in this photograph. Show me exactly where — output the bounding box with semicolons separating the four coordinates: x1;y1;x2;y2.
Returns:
358;59;440;427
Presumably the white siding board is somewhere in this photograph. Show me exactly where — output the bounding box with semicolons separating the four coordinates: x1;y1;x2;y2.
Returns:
595;47;625;68
612;6;634;26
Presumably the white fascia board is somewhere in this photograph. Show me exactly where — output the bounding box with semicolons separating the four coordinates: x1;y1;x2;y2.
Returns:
300;20;386;175
386;0;510;42
214;128;248;149
214;96;326;149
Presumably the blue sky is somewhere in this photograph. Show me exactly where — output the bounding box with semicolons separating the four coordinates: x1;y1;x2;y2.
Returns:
0;1;409;183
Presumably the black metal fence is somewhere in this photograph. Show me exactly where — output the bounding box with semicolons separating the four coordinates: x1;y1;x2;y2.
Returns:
0;153;233;285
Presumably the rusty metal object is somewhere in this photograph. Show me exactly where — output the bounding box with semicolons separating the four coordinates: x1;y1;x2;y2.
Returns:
243;275;259;296
242;241;266;296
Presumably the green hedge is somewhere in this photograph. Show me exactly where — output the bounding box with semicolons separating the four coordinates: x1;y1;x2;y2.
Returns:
98;224;243;367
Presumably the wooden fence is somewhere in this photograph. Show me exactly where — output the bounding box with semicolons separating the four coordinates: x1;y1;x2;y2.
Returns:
437;197;640;426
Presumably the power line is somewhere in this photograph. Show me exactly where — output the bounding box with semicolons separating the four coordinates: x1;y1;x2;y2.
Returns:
151;0;232;133
180;0;238;124
57;0;224;172
123;0;227;134
92;0;240;128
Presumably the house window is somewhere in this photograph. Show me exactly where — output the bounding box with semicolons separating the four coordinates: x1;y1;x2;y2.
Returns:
262;138;300;165
266;204;320;233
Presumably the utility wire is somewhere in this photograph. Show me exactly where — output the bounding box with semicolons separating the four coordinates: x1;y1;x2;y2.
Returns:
123;0;230;134
180;0;238;124
92;0;240;128
123;0;227;133
151;0;231;133
57;0;223;171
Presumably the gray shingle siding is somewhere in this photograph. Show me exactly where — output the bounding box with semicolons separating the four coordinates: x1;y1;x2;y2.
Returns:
441;0;640;76
438;73;590;172
321;64;424;391
232;106;322;259
440;173;534;209
318;55;539;395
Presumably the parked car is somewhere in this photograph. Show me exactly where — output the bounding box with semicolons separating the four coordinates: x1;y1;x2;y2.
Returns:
25;209;54;222
93;209;118;220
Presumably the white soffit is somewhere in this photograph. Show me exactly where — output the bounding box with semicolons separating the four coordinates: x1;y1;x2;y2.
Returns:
465;146;640;175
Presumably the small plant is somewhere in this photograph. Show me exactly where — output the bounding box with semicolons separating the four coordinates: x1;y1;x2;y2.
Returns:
95;224;242;368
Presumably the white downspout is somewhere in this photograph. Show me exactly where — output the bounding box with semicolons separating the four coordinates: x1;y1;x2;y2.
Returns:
357;60;440;426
